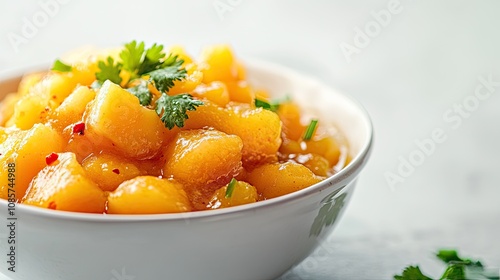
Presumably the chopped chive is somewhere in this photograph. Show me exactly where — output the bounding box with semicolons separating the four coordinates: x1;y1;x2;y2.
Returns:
303;119;318;141
255;98;282;112
225;178;238;198
51;59;72;72
255;98;272;110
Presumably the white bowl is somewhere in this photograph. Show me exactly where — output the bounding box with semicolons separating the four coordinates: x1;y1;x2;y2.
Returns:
0;60;373;280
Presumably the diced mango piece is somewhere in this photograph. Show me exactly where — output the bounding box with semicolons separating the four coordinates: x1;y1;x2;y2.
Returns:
192;81;230;107
185;101;282;167
246;162;322;199
82;153;142;192
22;152;106;213
199;45;238;83
0;93;20;126
51;86;96;131
5;63;96;130
107;176;191;214
133;158;165;177
278;102;306;141
289;153;330;177
46;61;98;104
6;89;51;130
0;124;64;200
236;61;246;80
206;180;258;209
64;129;114;163
18;72;44;96
163;129;243;205
254;89;270;100
86;81;168;159
280;136;341;167
225;80;255;104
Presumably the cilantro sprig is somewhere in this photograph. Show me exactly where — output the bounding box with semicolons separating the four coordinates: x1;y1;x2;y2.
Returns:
87;40;203;129
96;57;122;85
155;93;203;129
119;41;167;78
148;59;187;93
394;249;499;280
126;80;152;106
51;59;72;72
394;266;432;280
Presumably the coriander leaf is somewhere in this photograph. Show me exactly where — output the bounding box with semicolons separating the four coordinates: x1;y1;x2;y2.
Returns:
137;43;165;75
394;266;432;280
155;93;203;129
225;178;237;198
397;249;497;280
95;57;122;85
127;81;152;106
255;98;272;110
440;263;466;280
120;40;145;74
162;53;178;67
437;250;483;267
148;59;186;93
437;250;463;264
303;119;318;141
51;59;72;72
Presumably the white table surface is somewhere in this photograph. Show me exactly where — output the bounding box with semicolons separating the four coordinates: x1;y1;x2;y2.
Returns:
1;1;499;279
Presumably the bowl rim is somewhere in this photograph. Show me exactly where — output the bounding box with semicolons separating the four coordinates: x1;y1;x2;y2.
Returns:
0;59;374;222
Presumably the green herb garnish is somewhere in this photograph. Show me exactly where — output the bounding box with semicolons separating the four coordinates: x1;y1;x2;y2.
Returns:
302;119;318;141
126;81;152;106
148;60;187;93
120;41;167;78
93;40;202;129
95;57;122;85
225;178;238;198
394;249;499;280
254;96;289;112
51;59;72;72
254;98;272;110
394;266;432;280
155;93;203;130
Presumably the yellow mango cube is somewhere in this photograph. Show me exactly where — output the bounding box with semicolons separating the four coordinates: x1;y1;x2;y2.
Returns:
247;162;322;199
22;152;106;213
0;124;64;200
107;176;191;214
86;81;168;160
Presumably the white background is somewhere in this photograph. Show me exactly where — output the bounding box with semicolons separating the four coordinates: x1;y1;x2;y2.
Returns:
1;0;500;279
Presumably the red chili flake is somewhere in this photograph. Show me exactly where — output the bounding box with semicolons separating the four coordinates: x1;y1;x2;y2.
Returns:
112;168;120;174
45;153;59;165
48;201;57;210
72;122;85;135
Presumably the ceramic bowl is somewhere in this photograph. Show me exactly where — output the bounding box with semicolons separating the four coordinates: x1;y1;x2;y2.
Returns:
0;60;373;280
